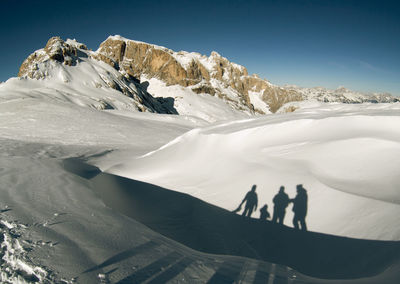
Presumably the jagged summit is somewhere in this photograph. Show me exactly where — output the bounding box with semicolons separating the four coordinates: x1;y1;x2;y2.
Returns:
16;36;398;118
90;35;305;114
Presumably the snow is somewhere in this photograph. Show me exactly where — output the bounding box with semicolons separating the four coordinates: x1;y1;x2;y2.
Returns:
198;54;217;72
107;103;400;241
287;85;398;103
143;76;250;123
0;217;50;283
65;38;85;48
248;90;270;113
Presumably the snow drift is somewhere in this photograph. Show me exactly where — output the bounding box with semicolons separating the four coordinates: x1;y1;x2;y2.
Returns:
65;158;400;279
108;103;400;241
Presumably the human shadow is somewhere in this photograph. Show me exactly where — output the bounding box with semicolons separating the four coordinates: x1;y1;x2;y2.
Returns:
258;204;270;221
272;186;290;225
290;184;308;231
64;159;400;280
233;185;258;217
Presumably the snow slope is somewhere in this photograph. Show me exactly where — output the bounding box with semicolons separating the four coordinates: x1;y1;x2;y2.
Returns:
0;71;205;282
107;102;400;241
142;76;252;123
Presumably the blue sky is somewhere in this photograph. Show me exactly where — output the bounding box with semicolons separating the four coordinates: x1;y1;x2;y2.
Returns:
1;0;399;95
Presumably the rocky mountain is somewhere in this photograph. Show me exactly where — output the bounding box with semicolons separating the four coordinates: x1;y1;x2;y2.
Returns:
17;37;177;114
90;35;307;114
17;36;398;118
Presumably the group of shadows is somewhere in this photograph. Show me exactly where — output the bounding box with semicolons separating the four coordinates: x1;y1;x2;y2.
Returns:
233;184;307;231
63;158;400;282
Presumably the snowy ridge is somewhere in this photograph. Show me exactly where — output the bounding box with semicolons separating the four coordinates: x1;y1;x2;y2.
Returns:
285;85;398;104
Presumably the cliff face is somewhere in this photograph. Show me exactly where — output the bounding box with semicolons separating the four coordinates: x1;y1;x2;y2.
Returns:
92;36;303;113
93;37;245;88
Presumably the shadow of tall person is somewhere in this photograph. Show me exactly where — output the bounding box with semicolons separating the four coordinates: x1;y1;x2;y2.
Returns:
272;186;290;224
233;185;258;217
291;184;308;231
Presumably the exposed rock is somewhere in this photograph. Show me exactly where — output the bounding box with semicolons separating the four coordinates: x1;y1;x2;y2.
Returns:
18;52;47;78
262;87;303;113
282;105;299;113
18;37;81;78
192;84;216;96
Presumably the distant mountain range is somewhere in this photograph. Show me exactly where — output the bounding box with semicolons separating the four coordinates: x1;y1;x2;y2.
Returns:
17;36;399;119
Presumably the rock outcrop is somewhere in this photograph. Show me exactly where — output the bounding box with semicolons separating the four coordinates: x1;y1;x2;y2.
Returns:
19;37;88;78
92;36;305;113
18;37;178;114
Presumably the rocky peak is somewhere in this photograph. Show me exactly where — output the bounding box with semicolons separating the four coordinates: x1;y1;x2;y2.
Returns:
18;37;89;78
17;36;178;114
92;35;297;113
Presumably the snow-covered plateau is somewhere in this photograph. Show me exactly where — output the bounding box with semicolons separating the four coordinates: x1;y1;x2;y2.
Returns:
0;36;399;283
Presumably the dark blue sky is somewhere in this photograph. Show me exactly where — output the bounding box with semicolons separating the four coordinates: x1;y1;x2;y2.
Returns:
1;0;399;95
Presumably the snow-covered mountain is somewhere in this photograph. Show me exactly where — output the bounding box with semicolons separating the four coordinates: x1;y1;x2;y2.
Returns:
285;85;398;104
16;36;398;119
16;37;177;114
